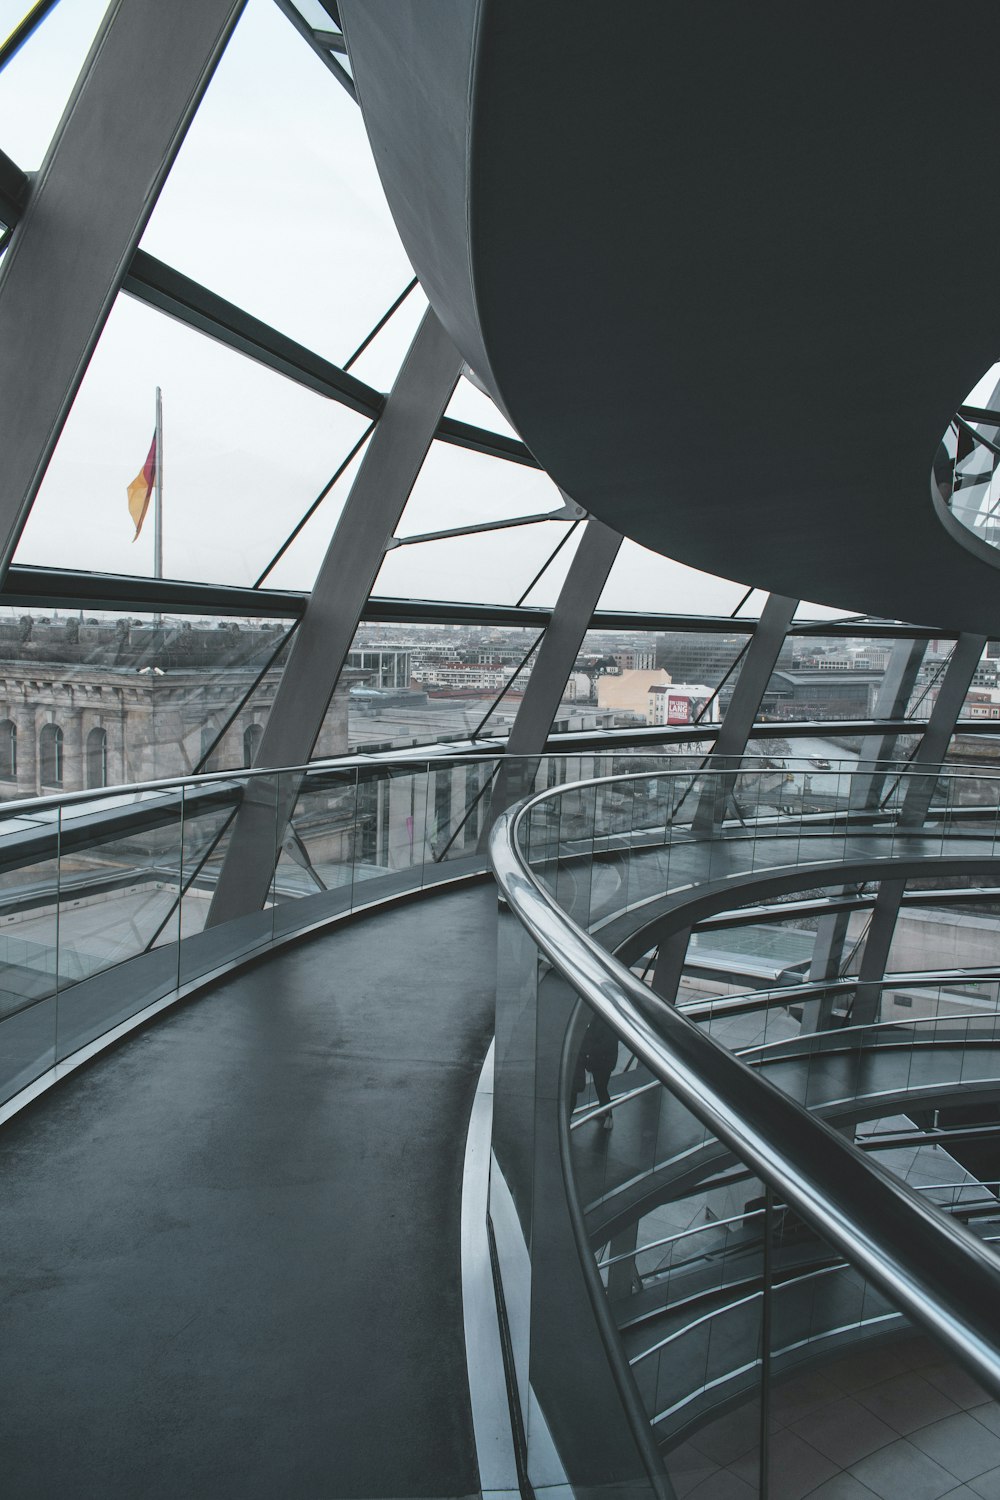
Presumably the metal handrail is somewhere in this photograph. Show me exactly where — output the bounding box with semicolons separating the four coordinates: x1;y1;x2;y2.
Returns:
490;769;1000;1402
680;967;1000;1020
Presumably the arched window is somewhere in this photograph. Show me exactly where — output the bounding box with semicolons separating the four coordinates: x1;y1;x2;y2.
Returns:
0;719;17;780
243;722;264;768
86;726;108;789
39;723;63;787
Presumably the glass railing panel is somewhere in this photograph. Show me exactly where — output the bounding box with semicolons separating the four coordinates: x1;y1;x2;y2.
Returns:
492;897;543;1486
544;765;586;920
347;762;427;904
431;755;496;870
270;765;359;937
422;757;487;876
496;754;1000;1493
568;779;601;922
0;804;60;1104
175;777;241;949
620;772;655;900
177;773;277;984
520;783;558;899
637;1151;766;1499
494;892;675;1495
570;999;662;1224
54;787;184;1059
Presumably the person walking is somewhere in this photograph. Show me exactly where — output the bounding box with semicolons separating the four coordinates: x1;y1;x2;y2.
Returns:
577;1013;619;1130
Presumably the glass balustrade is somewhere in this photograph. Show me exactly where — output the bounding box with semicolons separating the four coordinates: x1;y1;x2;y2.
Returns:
936;420;1000;558
0;752;594;1108
491;759;1000;1497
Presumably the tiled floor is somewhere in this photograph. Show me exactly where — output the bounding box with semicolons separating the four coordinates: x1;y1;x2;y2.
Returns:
664;1338;1000;1500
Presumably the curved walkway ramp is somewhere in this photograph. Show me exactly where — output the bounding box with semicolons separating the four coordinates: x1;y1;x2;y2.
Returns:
0;885;496;1500
340;1;1000;633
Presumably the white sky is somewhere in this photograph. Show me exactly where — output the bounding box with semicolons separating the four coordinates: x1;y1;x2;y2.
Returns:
0;1;895;618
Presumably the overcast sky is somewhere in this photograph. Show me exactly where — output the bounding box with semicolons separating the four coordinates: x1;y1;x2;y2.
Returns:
4;0;976;622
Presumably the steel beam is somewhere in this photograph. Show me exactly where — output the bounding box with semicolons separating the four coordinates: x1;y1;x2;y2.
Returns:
799;906;855;1033
850;637;928;811
124;250;382;416
693;593;799;832
650;925;693;1006
841;633;986;1026
123;252;536;465
802;636;934;1024
900;632;987;828
0;563;969;640
0;0;248;581
852;879;906;1026
207;307;462;925
486;518;622;826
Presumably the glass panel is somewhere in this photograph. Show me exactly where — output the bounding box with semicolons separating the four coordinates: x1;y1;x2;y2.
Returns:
763;632;937;725
0;605;299;799
0;800;59;1102
598;537;754;616
139;0;414;365
16;293;369;586
285;0;339;27
908;640;959;721
177;773;276;982
323;621;546;753
260;426;373;592
768;1210;1000;1498
574;625;749;737
345;284;429;391
443;374;519;440
429;755;496;868
265;763;359;935
0;0;110;169
955;641;1000;731
374;519;574;608
54;787;183;1057
495;756;1000;1497
394;438;565;539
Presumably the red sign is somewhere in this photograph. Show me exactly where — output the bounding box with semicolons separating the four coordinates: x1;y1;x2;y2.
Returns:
667;694;691;725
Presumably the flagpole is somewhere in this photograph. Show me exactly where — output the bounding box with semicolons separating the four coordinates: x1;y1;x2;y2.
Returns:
154;386;163;583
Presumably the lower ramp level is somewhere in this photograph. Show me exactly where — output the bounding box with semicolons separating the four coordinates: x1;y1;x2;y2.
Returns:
0;884;496;1500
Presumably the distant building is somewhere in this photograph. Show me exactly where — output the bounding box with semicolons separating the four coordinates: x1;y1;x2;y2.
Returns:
596;667;672;720
415;660;509;690
647;683;717;726
808;646;892;672
564;672;592;702
612;647;656;672
0;617;351;800
961;688;1000;720
345;645;412;689
765;668;882;720
656;632;748;688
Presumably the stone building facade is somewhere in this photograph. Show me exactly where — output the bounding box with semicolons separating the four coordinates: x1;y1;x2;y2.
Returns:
0;615;350;800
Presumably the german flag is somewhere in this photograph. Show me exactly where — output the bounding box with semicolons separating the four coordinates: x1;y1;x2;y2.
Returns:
127;434;157;540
